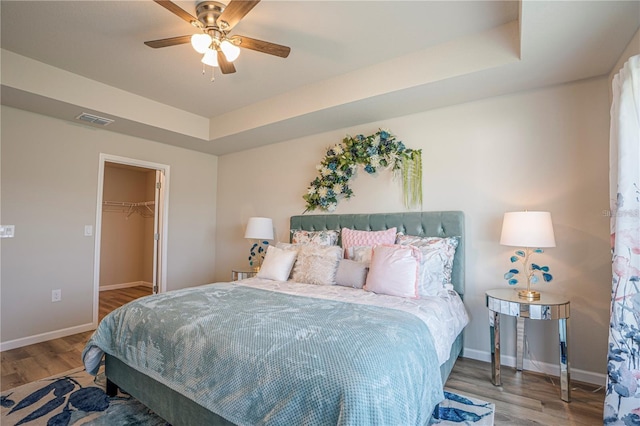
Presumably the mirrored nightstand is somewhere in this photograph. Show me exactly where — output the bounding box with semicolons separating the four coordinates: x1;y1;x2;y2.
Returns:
231;269;257;281
486;288;571;402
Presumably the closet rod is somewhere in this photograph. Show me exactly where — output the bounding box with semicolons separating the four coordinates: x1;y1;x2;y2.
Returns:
102;201;155;207
102;200;155;218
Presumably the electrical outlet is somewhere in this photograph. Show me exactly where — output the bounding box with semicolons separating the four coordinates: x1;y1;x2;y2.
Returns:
0;225;15;238
52;289;61;302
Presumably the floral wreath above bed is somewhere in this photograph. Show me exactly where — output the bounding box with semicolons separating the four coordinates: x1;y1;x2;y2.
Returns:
303;129;422;212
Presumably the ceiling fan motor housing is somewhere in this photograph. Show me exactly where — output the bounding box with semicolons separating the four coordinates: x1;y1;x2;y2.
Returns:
196;1;226;30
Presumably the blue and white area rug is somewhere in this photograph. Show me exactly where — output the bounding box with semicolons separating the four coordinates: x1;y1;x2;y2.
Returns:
1;368;494;425
430;391;494;425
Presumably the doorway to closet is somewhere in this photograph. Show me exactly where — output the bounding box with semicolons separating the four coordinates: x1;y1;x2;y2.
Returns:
93;154;169;325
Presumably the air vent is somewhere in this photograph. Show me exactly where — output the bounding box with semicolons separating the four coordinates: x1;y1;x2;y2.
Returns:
75;113;114;126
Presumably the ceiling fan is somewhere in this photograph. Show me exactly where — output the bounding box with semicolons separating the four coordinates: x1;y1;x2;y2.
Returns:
145;0;291;77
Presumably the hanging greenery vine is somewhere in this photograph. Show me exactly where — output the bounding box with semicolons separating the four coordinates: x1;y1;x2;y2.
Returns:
303;129;422;212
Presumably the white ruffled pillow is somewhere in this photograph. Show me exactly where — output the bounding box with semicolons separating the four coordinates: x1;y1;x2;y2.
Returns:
256;246;297;282
396;235;459;297
345;246;373;265
291;244;342;286
364;244;421;298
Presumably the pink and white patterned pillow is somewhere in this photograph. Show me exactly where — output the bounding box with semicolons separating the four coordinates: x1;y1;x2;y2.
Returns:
396;234;459;296
341;227;397;258
291;230;339;246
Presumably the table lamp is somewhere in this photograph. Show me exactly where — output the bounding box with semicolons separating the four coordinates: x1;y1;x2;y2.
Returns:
500;211;556;300
244;217;274;271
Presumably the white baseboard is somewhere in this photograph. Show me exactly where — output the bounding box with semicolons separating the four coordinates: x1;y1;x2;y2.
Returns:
462;348;606;386
0;322;96;352
2;283;153;352
99;281;153;291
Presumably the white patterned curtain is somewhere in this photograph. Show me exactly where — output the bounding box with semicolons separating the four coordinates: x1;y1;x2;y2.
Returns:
605;54;640;425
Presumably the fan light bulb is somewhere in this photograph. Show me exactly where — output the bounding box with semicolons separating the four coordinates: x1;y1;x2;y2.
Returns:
201;48;219;67
191;34;212;54
220;40;240;62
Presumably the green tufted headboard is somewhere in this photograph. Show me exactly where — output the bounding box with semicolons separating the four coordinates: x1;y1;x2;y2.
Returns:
289;211;465;296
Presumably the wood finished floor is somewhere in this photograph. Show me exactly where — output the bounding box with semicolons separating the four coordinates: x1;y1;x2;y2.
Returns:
1;286;151;392
446;357;604;425
1;286;605;425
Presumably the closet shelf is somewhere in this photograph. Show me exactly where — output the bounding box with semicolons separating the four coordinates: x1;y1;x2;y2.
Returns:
103;200;154;218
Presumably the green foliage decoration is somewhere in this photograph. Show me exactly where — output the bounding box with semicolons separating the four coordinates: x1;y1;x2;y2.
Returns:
303;129;422;212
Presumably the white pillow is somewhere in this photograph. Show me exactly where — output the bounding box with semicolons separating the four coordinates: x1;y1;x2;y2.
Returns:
345;246;373;265
291;244;342;285
364;244;421;298
276;242;299;251
396;235;459;296
335;259;368;289
256;245;297;282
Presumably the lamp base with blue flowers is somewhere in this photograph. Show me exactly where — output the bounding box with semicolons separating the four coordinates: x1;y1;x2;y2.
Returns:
504;247;553;301
248;240;269;272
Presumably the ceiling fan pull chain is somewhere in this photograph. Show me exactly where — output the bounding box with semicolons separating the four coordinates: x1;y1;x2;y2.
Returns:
211;67;215;83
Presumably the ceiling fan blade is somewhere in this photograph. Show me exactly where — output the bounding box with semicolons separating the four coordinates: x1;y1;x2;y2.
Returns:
218;51;237;74
144;35;192;48
154;0;199;26
235;36;290;58
218;0;260;31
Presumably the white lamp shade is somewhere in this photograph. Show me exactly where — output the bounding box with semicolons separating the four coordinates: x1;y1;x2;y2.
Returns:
220;40;240;62
191;33;212;54
244;217;274;240
201;48;219;67
500;211;556;248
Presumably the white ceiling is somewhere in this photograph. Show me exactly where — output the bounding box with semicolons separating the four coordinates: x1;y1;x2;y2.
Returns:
1;1;639;155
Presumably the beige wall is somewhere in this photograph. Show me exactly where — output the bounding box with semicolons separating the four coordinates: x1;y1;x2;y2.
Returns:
0;106;218;345
215;77;611;383
100;165;154;287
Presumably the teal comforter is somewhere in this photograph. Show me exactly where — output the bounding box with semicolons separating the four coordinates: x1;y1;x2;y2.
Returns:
82;283;443;425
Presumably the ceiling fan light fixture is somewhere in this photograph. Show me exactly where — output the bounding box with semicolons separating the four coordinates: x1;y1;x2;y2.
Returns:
145;0;291;77
201;48;219;67
220;39;240;62
191;33;212;54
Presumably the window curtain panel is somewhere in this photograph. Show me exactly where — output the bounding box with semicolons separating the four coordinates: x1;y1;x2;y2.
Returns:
605;54;640;425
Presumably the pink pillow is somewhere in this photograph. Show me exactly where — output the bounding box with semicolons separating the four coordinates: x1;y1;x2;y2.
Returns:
364;244;421;298
341;227;397;258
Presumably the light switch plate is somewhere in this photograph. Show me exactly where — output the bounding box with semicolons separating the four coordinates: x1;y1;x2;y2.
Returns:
84;225;93;237
0;225;15;238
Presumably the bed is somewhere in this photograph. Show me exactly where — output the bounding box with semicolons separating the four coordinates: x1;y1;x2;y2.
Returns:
82;211;467;426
